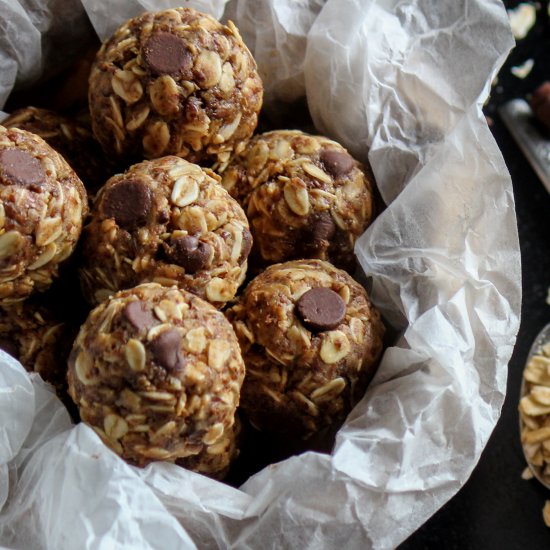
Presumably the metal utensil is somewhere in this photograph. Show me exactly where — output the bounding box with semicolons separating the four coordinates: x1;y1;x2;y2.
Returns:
499;99;550;194
520;322;550;489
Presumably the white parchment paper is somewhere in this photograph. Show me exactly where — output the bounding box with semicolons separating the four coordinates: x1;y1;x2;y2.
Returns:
0;1;519;548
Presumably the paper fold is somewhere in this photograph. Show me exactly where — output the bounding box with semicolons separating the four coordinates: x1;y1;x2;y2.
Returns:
0;1;519;548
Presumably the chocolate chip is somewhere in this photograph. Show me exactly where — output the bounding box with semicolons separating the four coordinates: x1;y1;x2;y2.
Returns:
157;209;170;224
0;337;19;359
307;212;335;244
169;235;212;273
0;148;45;187
143;32;192;75
103;179;152;230
238;228;253;263
123;300;158;332
150;329;185;371
319;149;355;178
296;287;346;332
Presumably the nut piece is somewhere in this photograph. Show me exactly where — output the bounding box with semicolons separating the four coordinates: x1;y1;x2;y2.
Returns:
104;414;129;440
219;130;375;270
226;259;384;439
89;7;263;165
67;283;245;473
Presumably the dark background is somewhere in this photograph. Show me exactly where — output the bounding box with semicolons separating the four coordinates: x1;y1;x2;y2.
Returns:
401;1;550;548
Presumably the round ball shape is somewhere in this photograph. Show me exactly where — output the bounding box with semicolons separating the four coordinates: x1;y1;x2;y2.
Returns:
226;259;385;438
0;126;88;305
67;283;245;468
80;156;252;307
220;130;376;270
89;7;263;166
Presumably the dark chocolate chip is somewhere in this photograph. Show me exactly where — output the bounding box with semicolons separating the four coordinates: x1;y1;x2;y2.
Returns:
150;329;185;371
157;209;170;224
143;32;192;75
296;287;346;332
319;149;355;178
103;179;152;230
307;212;335;243
169;235;212;273
238;228;253;263
300;212;336;254
0;337;19;359
123;300;158;331
0;148;45;187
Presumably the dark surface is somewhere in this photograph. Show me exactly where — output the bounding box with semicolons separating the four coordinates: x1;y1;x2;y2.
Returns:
401;2;550;548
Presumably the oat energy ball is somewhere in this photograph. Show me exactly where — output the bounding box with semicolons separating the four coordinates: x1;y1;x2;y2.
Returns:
89;7;263;165
220;130;376;270
67;283;245;468
0;301;72;395
226;260;385;438
3;107;112;199
0;126;88;305
80;156;252;307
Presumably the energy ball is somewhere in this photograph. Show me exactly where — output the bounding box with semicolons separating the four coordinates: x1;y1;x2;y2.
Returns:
0;126;88;305
0;301;72;396
226;259;385;438
176;415;241;479
67;283;245;468
220;130;376;270
89;7;263;165
3;107;113;200
80;156;252;307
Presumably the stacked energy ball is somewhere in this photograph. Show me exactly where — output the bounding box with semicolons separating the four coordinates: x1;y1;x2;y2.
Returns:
0;7;384;480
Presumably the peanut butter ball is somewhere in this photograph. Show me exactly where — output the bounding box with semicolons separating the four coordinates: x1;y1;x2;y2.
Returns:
68;283;245;470
79;156;252;307
3;107;113;200
0;126;88;305
89;7;263;166
220;130;376;270
226;260;384;438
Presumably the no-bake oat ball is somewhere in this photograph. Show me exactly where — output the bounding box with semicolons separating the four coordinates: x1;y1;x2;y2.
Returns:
0;301;72;396
226;259;384;438
80;156;252;307
67;283;245;469
89;7;263;165
3;107;113;200
0;126;88;305
220;130;376;270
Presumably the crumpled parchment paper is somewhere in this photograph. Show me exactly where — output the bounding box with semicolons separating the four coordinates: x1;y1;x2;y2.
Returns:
0;1;519;548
